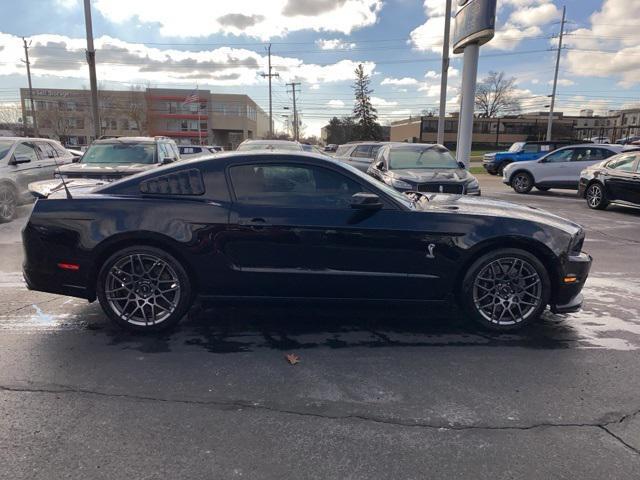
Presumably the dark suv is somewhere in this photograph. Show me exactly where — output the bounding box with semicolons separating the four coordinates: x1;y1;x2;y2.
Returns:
483;141;572;175
334;142;387;172
57;136;180;181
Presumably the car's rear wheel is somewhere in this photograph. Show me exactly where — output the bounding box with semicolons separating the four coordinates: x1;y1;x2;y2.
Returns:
585;182;609;210
0;184;17;223
97;246;192;332
511;172;534;194
461;249;550;331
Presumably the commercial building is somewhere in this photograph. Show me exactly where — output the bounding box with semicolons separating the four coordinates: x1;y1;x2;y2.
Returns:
390;109;640;147
20;87;269;150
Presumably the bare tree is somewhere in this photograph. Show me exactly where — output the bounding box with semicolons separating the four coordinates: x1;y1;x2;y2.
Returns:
475;71;521;118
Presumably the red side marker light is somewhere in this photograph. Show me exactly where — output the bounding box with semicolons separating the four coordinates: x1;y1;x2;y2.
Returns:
58;263;80;271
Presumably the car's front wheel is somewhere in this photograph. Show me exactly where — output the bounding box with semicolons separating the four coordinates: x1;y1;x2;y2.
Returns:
0;184;17;223
511;171;534;194
585;182;609;210
97;246;192;332
461;249;550;331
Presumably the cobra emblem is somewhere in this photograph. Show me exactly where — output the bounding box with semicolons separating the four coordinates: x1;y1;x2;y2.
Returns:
426;243;436;259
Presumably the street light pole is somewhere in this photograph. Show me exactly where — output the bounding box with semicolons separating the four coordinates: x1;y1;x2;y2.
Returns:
21;37;38;137
547;5;566;142
83;0;101;140
437;0;452;145
286;82;301;141
260;44;280;138
456;43;479;168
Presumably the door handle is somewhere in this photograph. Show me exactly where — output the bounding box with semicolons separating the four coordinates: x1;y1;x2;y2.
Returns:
242;218;270;230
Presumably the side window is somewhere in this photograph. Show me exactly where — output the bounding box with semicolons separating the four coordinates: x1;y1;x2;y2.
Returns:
523;144;539;153
599;148;617;160
334;145;351;157
352;145;372;158
52;143;68;157
14;143;39;163
158;143;171;160
229;164;364;209
370;145;382;159
607;154;637;172
36;141;57;159
544;148;574;163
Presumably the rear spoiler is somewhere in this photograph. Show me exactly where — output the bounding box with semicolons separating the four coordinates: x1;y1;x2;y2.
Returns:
28;179;106;199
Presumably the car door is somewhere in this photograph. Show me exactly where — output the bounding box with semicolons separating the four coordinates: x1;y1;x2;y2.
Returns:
347;144;375;172
605;153;640;203
223;160;448;300
520;143;541;161
536;148;575;185
11;142;42;202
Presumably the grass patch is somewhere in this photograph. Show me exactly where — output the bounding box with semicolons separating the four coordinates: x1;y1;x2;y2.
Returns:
469;166;487;175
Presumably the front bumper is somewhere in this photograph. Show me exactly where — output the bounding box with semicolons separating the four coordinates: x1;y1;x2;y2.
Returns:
483;162;500;174
550;252;592;314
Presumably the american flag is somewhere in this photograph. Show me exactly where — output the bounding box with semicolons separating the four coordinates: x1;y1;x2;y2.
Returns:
182;91;200;105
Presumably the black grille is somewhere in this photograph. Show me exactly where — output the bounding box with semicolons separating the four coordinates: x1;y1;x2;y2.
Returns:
418;183;464;194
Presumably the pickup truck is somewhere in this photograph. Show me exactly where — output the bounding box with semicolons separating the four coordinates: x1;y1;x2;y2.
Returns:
483;141;571;175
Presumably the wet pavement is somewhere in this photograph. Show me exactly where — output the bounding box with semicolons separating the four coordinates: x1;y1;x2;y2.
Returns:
1;176;640;479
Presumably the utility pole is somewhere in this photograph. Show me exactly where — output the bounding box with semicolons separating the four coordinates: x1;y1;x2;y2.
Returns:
547;5;566;142
286;82;301;141
437;0;452;145
21;37;38;137
260;44;279;138
83;0;101;140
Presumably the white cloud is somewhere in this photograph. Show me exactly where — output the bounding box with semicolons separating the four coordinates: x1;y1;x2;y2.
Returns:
316;38;356;50
380;77;418;86
508;3;560;26
371;96;398;107
327;99;346;108
94;0;383;40
548;78;575;87
563;0;640;86
309;83;320;90
55;0;78;8
390;109;412;116
0;32;375;88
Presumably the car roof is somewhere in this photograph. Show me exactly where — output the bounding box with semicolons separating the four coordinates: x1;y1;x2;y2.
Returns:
240;139;300;145
93;136;158;145
0;137;62;142
556;143;622;149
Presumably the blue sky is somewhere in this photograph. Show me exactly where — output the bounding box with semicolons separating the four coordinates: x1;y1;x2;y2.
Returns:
0;0;638;136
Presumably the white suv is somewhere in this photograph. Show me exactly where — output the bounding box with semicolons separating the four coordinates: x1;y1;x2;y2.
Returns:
503;144;623;194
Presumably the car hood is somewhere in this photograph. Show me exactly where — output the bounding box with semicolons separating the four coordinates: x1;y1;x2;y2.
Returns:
414;193;582;235
388;168;472;183
58;163;156;176
504;159;540;170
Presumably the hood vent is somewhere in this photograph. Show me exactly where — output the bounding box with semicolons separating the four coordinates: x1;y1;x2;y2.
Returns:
140;169;205;196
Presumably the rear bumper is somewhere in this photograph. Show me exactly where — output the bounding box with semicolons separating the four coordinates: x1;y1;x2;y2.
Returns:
550;252;592;314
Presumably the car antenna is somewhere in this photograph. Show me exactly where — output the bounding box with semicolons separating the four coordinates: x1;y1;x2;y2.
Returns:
51;151;73;199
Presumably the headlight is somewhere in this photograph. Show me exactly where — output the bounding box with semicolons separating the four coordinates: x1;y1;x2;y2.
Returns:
389;178;413;190
466;179;480;191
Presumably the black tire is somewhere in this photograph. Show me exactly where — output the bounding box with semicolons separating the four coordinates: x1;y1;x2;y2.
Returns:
488;171;498;176
511;171;534;194
461;248;550;331
0;184;17;223
585;182;609;210
97;246;192;332
536;186;550;192
497;162;509;176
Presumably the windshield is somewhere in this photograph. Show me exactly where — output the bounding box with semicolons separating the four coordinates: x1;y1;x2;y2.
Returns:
0;140;13;160
82;143;156;164
508;142;525;153
388;146;458;170
236;143;301;151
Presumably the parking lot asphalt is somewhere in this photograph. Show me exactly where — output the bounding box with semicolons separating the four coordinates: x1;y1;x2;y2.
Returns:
1;175;640;479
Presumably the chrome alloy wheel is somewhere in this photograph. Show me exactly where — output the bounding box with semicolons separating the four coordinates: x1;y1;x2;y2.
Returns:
586;184;603;208
0;188;16;221
472;257;543;326
105;254;181;326
512;173;531;193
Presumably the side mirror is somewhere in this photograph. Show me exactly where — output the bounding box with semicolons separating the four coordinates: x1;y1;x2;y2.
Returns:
351;192;383;210
375;160;385;171
160;157;175;165
11;155;31;165
72;155;82;163
457;161;466;169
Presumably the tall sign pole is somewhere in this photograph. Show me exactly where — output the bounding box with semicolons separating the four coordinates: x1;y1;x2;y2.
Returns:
437;0;452;145
453;0;497;167
286;82;301;141
21;37;38;137
83;0;101;140
547;5;566;142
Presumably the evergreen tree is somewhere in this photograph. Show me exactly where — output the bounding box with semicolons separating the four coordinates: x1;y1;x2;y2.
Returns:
352;64;382;140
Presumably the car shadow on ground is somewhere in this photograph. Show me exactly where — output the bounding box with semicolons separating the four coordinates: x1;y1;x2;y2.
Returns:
91;301;584;354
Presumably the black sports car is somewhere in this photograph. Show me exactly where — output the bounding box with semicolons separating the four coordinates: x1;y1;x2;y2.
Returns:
23;152;591;332
578;149;640;210
367;143;481;195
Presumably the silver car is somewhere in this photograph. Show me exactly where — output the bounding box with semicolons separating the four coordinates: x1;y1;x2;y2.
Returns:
0;137;74;222
334;142;386;172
